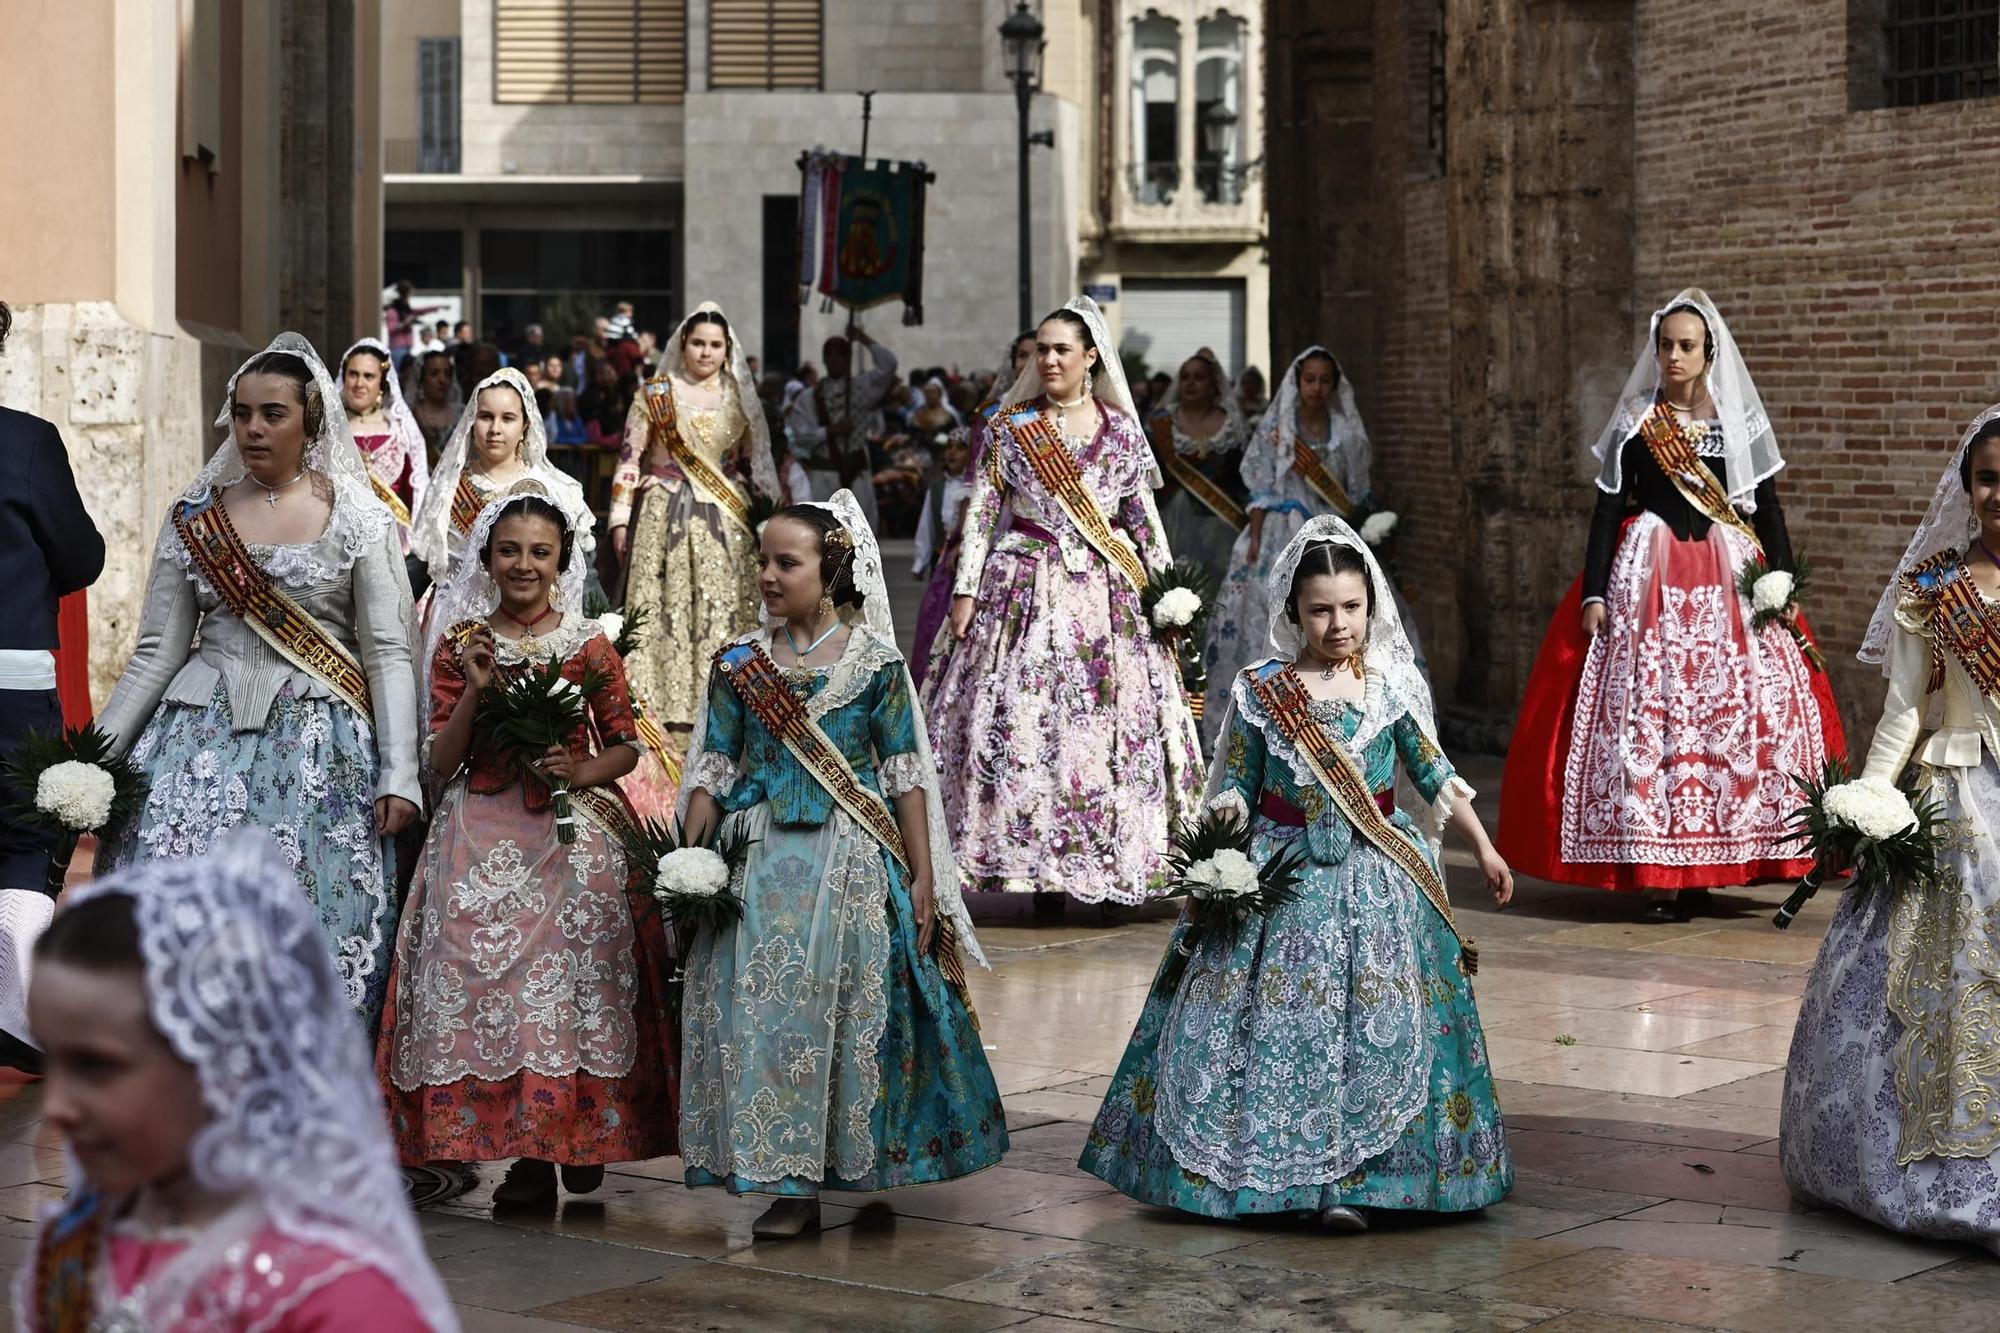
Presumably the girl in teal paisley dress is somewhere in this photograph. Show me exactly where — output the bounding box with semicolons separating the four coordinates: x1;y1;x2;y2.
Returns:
1081;515;1515;1230
677;491;1005;1240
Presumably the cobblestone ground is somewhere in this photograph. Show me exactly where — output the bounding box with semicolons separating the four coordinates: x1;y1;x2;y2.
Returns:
1;544;1991;1331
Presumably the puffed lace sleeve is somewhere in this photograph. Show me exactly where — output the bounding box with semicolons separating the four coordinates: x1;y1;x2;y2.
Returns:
610;394;650;529
1859;596;1934;785
96;543;199;758
686;657;745;799
1393;711;1474;830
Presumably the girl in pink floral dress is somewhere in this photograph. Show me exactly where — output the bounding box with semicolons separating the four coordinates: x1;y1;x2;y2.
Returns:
920;297;1202;906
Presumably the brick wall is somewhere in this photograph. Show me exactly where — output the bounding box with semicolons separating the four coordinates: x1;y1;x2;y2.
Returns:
1632;0;2000;735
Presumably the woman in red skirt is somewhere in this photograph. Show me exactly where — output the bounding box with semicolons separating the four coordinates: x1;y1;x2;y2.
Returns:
1500;289;1843;921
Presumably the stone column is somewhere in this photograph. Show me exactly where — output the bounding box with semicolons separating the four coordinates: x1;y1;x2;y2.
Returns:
1442;0;1634;719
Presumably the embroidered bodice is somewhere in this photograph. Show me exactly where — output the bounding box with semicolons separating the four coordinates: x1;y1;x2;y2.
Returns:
96;487;420;806
1243;410;1370;515
1584;431;1794;599
952;404;1171;594
612;376;778;528
1209;661;1460;867
350;418;429;504
427;616;640;808
1864;557;2000;779
688;627;925;826
1154;412;1250;507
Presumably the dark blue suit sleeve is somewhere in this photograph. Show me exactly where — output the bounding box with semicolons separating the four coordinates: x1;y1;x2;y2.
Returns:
26;418;104;596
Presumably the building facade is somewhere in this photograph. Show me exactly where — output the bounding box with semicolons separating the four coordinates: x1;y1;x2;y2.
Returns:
380;1;1267;383
0;0;383;702
1269;0;2000;743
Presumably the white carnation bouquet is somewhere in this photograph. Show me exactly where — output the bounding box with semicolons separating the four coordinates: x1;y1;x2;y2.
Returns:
1;724;149;897
1155;806;1308;986
1359;510;1399;547
622;817;753;951
1736;554;1824;672
1141;560;1219;719
1773;759;1951;929
471;655;608;843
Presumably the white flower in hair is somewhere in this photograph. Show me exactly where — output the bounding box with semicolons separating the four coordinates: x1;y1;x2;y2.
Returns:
654;846;730;899
1153;587;1202;629
1752;570;1794;614
1822;779;1917;842
36;761;116;832
1360;511;1399;546
1185;847;1260;899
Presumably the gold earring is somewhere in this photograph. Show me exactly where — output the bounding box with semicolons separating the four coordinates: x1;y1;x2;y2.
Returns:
817;593;835;622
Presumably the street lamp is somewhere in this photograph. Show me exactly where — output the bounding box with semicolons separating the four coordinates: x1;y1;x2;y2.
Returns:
1001;2;1045;330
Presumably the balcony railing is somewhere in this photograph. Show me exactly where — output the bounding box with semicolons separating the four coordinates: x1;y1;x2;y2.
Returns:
1127;161;1180;206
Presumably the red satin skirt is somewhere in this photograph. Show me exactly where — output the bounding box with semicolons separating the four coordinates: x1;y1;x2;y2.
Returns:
1499;516;1845;892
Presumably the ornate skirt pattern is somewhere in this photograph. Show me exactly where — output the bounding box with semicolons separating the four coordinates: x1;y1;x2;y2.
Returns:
1501;514;1844;890
103;683;395;1028
1080;823;1511;1217
377;783;678;1166
920;529;1203;903
909;536;960;688
679;805;1006;1195
624;484;759;737
1782;757;2000;1252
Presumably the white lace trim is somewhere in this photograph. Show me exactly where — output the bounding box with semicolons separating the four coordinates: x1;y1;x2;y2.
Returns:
488;614;603;667
879;752;926;798
808;625;903;720
686;749;739;798
164;474;394;591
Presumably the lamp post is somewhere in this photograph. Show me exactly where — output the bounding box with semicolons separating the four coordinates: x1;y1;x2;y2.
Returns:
1000;3;1045;331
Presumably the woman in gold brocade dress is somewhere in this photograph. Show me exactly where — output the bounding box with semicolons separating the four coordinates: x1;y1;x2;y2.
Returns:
611;303;781;749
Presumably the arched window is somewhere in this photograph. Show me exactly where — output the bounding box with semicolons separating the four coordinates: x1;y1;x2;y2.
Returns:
1131;15;1180;205
1195;12;1245;204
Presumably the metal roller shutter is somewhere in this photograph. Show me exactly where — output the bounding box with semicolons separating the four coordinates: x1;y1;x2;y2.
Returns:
1118;279;1246;382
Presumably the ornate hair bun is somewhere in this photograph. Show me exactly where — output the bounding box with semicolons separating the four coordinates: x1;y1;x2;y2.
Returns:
824;527;855;552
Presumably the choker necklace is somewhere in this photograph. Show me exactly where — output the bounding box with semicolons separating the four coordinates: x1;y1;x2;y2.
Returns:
1980;540;2000;572
1310;651;1365;683
785;617;842;663
500;604;557;638
1662;391;1705;414
1049;392;1090;411
248;469;306;509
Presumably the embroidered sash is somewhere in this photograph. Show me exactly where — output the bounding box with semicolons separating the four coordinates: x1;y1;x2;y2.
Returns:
632;706;684;783
573;781;642;852
1147;415;1247;530
449;472;484;538
172;497;375;721
719;641;910;871
1248;665;1477;973
30;1188;105;1332
1004;407;1147;591
1291;438;1356;518
369;470;412;528
1635;401;1762;550
642;378;755;534
1904;552;2000;698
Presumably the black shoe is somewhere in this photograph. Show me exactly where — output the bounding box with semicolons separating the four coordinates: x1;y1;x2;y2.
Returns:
1031;892;1066;923
1675;889;1713;921
1641;899;1678;924
560;1163;605;1194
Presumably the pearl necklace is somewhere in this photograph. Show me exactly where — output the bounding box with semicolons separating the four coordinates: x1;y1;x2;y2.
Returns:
1048;391;1091;411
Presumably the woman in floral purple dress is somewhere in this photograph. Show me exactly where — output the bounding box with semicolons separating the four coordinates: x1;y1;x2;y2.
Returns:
920;297;1202;906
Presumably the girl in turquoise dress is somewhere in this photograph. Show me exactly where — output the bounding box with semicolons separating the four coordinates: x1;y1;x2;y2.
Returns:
677;490;1006;1239
1081;514;1515;1229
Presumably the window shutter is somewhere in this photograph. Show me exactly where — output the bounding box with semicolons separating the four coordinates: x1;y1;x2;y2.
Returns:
493;0;688;105
709;0;823;90
419;37;462;172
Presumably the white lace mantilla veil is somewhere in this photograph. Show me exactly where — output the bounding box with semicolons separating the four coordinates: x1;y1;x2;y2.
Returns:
1202;513;1437;810
1860;401;2000;671
409;367;595;581
675;489;986;968
662;300;782;500
1255;345;1370;494
340;336;427;467
1156;347;1245;439
1590;288;1784;511
420;478;595;707
164;333;392;556
42;831;459;1331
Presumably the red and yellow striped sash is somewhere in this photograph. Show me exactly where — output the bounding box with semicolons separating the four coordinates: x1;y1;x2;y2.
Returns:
369;471;412;528
1907;553;2000;698
173;497;374;721
449;472;484;538
1248;664;1475;972
1005;407;1147;591
1147;415;1247;530
1291;438;1355;518
643;378;755;534
1636;402;1761;551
